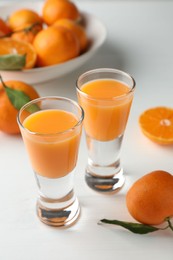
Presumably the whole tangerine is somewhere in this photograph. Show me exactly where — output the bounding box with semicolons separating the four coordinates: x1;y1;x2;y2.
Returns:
8;9;42;31
42;0;80;25
126;170;173;225
53;18;88;53
0;80;39;134
11;23;42;44
33;25;80;67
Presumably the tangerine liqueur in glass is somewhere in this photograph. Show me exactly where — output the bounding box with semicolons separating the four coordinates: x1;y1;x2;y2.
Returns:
23;109;81;179
18;97;84;227
77;68;135;193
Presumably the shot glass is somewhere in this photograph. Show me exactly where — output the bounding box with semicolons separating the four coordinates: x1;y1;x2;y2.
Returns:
76;68;135;192
17;96;84;227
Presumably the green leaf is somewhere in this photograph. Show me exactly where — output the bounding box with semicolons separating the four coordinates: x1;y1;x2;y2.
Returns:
26;103;40;113
5;86;40;112
0;54;26;70
100;219;160;234
5;87;31;110
0;75;40;112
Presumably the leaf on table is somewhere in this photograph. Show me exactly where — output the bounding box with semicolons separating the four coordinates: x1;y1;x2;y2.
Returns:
100;219;160;234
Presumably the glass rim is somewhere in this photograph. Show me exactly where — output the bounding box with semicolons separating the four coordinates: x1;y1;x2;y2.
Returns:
17;96;84;136
76;68;136;101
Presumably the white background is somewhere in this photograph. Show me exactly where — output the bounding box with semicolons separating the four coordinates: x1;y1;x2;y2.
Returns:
0;1;173;259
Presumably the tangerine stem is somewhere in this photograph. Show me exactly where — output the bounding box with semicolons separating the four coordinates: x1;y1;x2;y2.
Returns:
0;75;7;89
165;217;173;231
23;22;40;33
0;22;40;38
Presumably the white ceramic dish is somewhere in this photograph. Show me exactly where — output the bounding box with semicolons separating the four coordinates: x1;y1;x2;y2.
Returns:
0;2;106;85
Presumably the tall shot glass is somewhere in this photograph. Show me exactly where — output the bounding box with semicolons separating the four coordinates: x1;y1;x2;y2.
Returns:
76;68;135;193
17;97;84;227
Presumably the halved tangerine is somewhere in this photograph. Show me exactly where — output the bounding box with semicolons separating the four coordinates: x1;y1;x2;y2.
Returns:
0;38;37;69
139;106;173;145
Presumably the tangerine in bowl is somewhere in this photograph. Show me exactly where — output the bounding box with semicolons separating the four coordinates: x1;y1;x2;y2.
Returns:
0;1;106;85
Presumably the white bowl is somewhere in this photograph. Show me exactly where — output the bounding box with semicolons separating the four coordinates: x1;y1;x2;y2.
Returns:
0;2;106;85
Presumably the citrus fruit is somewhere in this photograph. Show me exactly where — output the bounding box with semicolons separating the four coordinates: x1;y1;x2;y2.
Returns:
53;18;88;53
33;25;80;67
8;9;42;31
42;0;80;25
0;79;39;134
0;18;11;36
11;23;42;44
126;170;173;225
0;38;37;69
139;106;173;145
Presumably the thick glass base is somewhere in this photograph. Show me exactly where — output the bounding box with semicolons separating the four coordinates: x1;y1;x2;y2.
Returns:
85;167;125;193
37;196;80;227
85;135;125;192
35;170;80;227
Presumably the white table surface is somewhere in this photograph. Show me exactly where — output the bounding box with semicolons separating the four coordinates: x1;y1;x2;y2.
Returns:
0;1;173;259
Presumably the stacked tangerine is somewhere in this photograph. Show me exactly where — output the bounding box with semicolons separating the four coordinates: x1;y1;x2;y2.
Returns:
0;0;89;69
